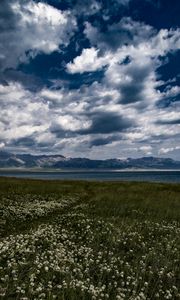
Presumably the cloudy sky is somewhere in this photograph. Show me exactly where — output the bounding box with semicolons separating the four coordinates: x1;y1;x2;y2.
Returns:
0;0;180;159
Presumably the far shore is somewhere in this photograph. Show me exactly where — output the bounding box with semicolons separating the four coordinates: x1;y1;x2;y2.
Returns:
0;168;180;172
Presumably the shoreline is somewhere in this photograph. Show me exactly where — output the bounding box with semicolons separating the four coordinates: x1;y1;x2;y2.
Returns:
0;168;180;172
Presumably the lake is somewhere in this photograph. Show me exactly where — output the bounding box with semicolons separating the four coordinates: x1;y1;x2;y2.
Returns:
0;170;180;183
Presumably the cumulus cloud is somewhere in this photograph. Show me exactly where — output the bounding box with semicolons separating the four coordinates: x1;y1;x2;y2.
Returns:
0;82;50;149
0;73;179;158
0;4;179;159
89;135;121;148
67;48;108;73
78;111;135;134
67;18;180;112
0;0;76;70
139;146;152;155
84;18;155;52
159;146;180;155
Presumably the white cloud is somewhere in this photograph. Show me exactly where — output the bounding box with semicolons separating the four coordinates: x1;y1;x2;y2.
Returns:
78;19;180;114
159;146;180;155
40;89;64;102
0;82;50;144
56;115;91;132
139;146;152;155
0;1;76;69
0;142;5;149
84;18;180;55
0;79;179;159
65;18;179;117
67;48;109;73
0;12;179;159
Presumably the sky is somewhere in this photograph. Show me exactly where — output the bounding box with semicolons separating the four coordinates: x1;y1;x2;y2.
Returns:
0;0;180;159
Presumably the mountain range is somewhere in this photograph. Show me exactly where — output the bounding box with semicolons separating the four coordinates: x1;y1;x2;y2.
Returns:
0;151;180;169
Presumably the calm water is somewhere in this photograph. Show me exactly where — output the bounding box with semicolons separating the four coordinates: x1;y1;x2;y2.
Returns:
0;170;180;183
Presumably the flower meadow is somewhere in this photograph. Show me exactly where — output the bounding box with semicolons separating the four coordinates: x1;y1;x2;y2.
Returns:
0;178;180;299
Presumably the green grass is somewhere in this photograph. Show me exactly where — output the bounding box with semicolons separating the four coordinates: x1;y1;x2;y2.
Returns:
0;178;180;299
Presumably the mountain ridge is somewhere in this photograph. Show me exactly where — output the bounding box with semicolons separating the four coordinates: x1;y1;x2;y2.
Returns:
0;151;180;169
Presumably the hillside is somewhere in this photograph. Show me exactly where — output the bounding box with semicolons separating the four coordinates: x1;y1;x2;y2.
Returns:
0;150;180;169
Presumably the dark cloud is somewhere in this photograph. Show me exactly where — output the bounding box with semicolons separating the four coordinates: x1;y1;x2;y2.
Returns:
50;124;73;138
0;0;17;69
89;135;120;147
49;111;134;139
12;137;35;147
113;63;152;105
0;0;16;32
79;112;134;134
156;119;180;125
0;0;179;159
0;69;44;92
10;135;56;152
120;71;149;104
156;95;180;108
84;17;155;52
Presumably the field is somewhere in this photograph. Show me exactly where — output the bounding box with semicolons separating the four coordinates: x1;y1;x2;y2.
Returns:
0;178;180;300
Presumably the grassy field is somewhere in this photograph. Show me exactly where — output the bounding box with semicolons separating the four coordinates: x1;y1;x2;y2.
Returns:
0;177;180;299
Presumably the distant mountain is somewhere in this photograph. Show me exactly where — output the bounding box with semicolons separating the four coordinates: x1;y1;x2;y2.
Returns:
0;151;180;169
